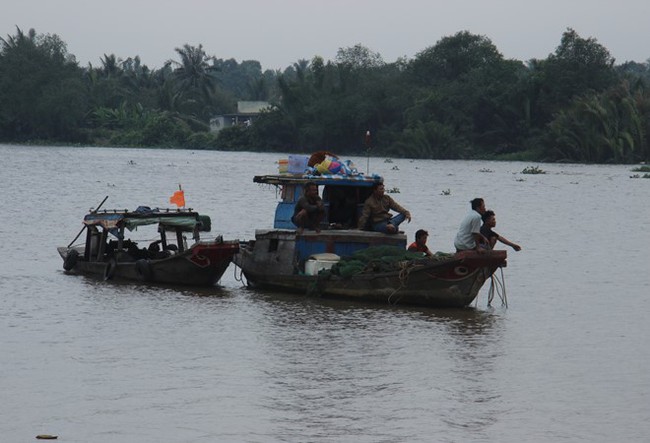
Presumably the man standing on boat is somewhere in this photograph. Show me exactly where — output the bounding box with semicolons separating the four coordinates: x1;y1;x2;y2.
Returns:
292;181;326;233
454;198;488;251
358;182;411;234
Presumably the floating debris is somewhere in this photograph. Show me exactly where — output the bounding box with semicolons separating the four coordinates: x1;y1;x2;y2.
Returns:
479;168;493;173
391;166;399;170
440;189;451;196
36;435;58;440
521;166;546;174
386;187;400;194
384;158;393;163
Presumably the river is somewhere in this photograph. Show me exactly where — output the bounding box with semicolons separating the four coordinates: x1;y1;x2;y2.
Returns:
1;145;648;442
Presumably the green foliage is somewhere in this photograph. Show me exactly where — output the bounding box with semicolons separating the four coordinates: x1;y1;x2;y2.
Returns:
399;33;530;158
0;27;87;141
0;27;648;164
92;105;193;147
215;125;253;151
521;166;546;174
528;28;617;127
546;81;648;163
247;108;299;151
185;131;219;149
336;44;384;69
409;31;503;85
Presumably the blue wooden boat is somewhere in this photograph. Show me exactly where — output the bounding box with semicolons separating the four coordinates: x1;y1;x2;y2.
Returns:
234;171;507;308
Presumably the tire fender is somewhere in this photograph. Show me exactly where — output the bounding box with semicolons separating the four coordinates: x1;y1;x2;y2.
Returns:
63;249;79;271
135;259;153;282
104;257;117;280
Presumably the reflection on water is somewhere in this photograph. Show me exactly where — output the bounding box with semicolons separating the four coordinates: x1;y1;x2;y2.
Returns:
243;289;507;441
1;145;649;442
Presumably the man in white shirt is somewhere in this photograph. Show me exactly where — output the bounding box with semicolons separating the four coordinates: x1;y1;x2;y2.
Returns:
454;198;488;251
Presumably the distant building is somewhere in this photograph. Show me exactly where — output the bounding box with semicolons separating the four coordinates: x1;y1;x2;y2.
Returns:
210;101;273;133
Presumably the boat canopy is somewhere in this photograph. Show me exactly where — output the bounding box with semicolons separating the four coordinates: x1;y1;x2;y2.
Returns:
83;209;200;231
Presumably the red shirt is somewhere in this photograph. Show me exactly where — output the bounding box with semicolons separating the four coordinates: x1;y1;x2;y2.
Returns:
408;242;431;255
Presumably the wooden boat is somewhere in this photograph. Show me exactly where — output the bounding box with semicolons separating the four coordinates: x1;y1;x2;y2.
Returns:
233;167;507;308
58;206;238;286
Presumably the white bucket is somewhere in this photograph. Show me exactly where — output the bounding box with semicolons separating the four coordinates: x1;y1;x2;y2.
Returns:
304;253;340;275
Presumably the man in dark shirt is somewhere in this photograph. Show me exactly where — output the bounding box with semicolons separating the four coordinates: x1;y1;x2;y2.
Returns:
480;210;522;251
292;181;325;233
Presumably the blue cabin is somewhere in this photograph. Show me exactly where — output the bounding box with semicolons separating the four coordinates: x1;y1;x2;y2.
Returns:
251;174;407;270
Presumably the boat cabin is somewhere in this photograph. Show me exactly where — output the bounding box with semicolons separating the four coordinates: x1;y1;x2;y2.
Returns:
254;174;386;230
249;174;407;274
81;207;210;263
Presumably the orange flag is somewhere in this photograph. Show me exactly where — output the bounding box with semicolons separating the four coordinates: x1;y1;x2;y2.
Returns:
169;190;185;207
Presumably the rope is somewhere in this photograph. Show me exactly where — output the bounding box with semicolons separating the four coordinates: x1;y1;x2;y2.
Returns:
474;267;508;308
387;261;412;304
487;267;508;308
474;268;489;308
233;263;246;286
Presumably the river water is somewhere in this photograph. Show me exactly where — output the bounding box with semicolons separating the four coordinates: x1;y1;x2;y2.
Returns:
1;145;648;442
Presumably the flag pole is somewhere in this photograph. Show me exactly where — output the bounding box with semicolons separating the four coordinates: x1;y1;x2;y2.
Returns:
179;184;183;208
365;130;371;175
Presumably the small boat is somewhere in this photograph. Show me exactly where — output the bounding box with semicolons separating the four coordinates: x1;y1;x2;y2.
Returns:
233;160;507;308
58;206;239;286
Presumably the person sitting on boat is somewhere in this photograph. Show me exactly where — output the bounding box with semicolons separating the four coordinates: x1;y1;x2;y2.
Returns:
454;197;488;251
408;229;433;257
357;182;411;234
480;210;522;251
292;181;326;233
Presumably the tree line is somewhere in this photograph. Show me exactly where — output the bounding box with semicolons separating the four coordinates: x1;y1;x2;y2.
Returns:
1;26;649;163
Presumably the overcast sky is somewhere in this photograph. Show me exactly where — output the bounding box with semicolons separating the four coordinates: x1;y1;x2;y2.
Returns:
3;0;649;71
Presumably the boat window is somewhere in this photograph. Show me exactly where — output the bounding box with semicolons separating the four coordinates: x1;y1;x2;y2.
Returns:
268;238;279;252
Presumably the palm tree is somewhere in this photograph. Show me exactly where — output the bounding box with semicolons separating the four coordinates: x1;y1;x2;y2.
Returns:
165;44;221;121
168;44;218;97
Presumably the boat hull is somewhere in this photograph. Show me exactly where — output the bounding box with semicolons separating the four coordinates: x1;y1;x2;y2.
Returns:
235;242;506;308
58;241;239;287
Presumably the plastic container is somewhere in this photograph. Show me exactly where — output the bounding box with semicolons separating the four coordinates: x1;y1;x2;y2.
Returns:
288;155;309;174
304;253;340;275
278;159;288;174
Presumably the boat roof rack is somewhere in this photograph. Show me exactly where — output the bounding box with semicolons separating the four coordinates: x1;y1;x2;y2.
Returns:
89;208;197;217
254;174;382;187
